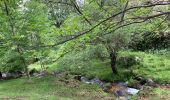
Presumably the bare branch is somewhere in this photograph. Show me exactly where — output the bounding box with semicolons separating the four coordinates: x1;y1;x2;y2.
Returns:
70;0;92;25
120;1;129;23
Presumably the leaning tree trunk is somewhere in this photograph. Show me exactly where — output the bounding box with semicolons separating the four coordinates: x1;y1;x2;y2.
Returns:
110;52;118;74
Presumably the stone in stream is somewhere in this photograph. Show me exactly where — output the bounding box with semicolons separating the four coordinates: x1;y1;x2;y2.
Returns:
80;77;105;88
90;78;105;88
33;70;50;78
2;73;13;78
80;77;91;84
107;83;127;96
114;90;124;97
1;71;22;80
125;87;139;95
106;82;140;97
146;78;154;85
29;68;39;76
79;77;140;97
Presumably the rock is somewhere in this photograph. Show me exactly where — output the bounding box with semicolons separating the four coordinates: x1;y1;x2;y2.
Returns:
106;82;140;97
76;0;84;7
2;72;21;79
74;75;82;80
79;77;105;88
39;70;50;76
79;77;140;97
14;71;23;77
119;96;131;100
125;87;139;95
128;80;143;89
90;78;105;88
147;78;154;85
118;82;128;87
32;70;50;78
52;71;61;77
33;73;40;77
107;83;127;96
114;90;124;97
29;68;39;76
2;73;12;78
80;77;91;84
134;76;144;81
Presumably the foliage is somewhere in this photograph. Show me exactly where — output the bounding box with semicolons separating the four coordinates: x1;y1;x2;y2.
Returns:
0;0;53;72
40;50;170;83
0;50;25;72
119;50;170;83
0;0;169;85
129;32;170;51
0;0;170;99
55;44;108;71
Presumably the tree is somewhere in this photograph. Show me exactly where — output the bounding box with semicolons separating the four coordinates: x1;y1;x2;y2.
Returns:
0;0;169;75
39;0;170;74
0;0;52;73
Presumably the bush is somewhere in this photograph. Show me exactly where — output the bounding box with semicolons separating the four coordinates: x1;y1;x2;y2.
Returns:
55;44;108;72
129;32;170;51
117;55;141;68
0;50;25;72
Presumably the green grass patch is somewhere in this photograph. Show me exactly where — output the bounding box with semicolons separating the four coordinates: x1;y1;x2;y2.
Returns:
29;50;170;83
0;76;115;100
119;50;170;83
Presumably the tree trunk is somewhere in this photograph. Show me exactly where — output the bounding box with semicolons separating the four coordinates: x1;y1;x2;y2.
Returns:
40;57;45;70
110;52;118;74
0;72;2;79
21;56;30;78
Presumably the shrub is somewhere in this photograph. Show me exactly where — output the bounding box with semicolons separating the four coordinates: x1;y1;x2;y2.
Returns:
0;50;25;72
117;55;141;68
129;32;170;51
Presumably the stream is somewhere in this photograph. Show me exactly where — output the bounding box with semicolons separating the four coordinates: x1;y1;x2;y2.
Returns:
79;76;140;99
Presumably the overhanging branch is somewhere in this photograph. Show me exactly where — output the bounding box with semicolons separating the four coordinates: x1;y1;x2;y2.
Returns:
30;3;170;49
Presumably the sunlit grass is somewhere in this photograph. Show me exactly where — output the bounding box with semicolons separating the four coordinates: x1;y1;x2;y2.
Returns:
0;76;114;100
29;50;170;83
119;50;170;83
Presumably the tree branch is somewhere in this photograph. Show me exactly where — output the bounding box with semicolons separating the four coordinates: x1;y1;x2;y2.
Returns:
131;12;170;20
70;0;92;25
30;3;170;49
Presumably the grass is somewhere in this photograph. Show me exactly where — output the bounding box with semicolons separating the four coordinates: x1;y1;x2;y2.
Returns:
19;50;170;99
29;50;170;83
136;87;170;100
42;59;133;82
119;50;170;83
0;76;115;100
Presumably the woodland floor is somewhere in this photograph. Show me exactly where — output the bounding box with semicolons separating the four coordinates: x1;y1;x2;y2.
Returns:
0;75;170;100
0;51;170;100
